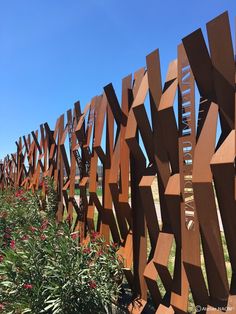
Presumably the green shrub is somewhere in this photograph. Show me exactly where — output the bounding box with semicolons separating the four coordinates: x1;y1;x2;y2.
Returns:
0;188;123;314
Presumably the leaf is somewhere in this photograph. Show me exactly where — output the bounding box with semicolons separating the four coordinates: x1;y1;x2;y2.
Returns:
1;280;13;287
22;309;32;313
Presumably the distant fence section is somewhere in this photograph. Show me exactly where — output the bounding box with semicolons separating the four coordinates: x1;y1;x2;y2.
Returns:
0;11;236;314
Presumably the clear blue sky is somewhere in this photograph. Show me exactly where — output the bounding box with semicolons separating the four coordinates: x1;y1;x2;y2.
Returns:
0;1;235;159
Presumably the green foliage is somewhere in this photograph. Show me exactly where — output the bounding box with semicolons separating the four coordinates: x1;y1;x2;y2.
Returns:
0;188;123;314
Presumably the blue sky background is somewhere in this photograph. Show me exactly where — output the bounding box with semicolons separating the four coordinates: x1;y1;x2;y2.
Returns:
0;1;235;159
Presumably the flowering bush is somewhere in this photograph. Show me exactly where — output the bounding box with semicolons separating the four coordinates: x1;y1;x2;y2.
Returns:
0;188;123;314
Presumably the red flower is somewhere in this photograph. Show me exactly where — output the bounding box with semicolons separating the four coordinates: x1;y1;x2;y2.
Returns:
71;232;79;240
97;250;103;257
23;283;33;289
20;196;27;201
3;233;11;239
66;214;72;222
83;247;91;254
21;235;29;241
40;234;46;241
112;242;118;249
10;240;15;249
29;226;37;233
15;190;24;197
89;280;97;289
40;220;49;230
0;303;5;310
0;255;4;263
91;231;100;240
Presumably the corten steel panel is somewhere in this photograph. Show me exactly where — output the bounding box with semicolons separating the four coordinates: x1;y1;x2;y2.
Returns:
192;101;228;307
211;130;236;295
144;232;174;308
95;93;120;243
207;12;235;144
56;115;65;222
66;103;82;230
148;57;179;235
107;75;132;242
125;68;148;302
86;97;99;232
183;15;229;308
106;75;134;287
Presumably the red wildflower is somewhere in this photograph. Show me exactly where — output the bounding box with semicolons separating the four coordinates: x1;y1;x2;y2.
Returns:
21;235;30;241
71;232;79;240
66;214;72;222
20;196;27;201
10;240;15;249
40;234;46;241
3;233;11;239
89;280;97;289
40;220;49;230
112;242;118;249
90;231;100;240
29;226;37;233
97;250;103;257
0;303;5;310
83;247;91;254
0;255;4;263
15;190;24;197
23;283;33;289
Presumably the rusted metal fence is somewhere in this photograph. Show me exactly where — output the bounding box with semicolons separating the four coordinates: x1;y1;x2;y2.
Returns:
0;11;235;314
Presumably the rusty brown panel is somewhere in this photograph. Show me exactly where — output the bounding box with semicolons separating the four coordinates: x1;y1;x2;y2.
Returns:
158;60;179;174
146;49;162;131
85;97;97;148
73;102;91;237
40;124;48;175
56;114;65;222
182;29;215;102
211;130;236;295
85;96;105;235
108;74;133;283
67;105;80;227
165;174;189;314
98;94;120;243
125;72;148;164
60;126;70;178
125;68;148;301
207;11;235;139
139;171;160;251
75;102;90;143
31;131;44;172
147;55;179;237
131;72;154;162
155;304;174;314
104;83;127;126
192;101;227;308
144;232;174;308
